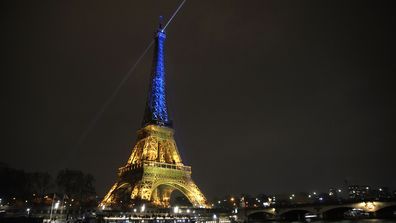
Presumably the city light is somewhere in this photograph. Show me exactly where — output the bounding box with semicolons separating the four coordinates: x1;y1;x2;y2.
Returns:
140;204;145;212
173;206;179;214
54;201;60;209
213;214;217;220
365;202;376;210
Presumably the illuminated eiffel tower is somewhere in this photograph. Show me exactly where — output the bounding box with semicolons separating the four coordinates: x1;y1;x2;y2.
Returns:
100;24;208;209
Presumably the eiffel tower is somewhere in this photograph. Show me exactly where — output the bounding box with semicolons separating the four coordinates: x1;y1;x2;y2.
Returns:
100;23;208;209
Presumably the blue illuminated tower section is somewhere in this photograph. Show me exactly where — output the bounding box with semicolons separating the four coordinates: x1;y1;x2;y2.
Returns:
143;27;171;127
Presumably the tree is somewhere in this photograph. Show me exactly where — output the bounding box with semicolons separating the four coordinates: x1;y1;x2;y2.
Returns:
81;174;96;198
28;172;53;196
0;162;30;199
56;169;96;203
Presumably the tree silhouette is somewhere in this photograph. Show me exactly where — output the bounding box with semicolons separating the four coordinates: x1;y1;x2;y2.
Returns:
0;162;30;199
56;169;96;203
28;172;53;196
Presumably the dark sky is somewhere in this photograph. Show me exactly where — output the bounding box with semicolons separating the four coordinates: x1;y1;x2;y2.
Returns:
2;1;396;199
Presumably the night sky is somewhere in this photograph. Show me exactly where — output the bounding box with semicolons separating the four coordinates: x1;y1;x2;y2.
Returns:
2;1;395;199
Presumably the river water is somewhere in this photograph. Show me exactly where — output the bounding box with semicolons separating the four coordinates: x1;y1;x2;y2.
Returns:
249;220;396;223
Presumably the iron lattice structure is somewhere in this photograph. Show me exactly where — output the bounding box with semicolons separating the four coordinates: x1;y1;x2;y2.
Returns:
100;27;208;209
143;29;171;127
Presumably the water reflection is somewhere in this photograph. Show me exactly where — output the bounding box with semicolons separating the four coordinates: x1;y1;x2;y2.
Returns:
249;220;396;223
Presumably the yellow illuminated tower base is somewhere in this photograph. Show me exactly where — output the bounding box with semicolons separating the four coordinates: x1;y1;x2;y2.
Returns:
100;125;208;208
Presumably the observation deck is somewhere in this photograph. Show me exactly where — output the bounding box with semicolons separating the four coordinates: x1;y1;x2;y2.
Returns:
118;161;191;176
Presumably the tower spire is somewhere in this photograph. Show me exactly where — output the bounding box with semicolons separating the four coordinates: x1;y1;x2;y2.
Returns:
142;18;171;127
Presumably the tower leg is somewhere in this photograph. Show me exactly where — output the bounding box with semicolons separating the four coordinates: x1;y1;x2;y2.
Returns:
101;183;119;206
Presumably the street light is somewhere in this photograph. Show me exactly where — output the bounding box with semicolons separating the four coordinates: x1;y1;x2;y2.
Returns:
140;204;145;212
54;201;60;209
173;206;179;214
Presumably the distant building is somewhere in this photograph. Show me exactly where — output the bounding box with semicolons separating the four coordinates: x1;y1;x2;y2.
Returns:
361;185;371;198
377;187;391;199
348;185;360;199
328;187;344;201
348;185;371;200
348;185;392;200
329;188;336;196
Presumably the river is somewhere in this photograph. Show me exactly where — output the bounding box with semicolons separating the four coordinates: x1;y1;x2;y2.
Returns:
249;220;396;223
